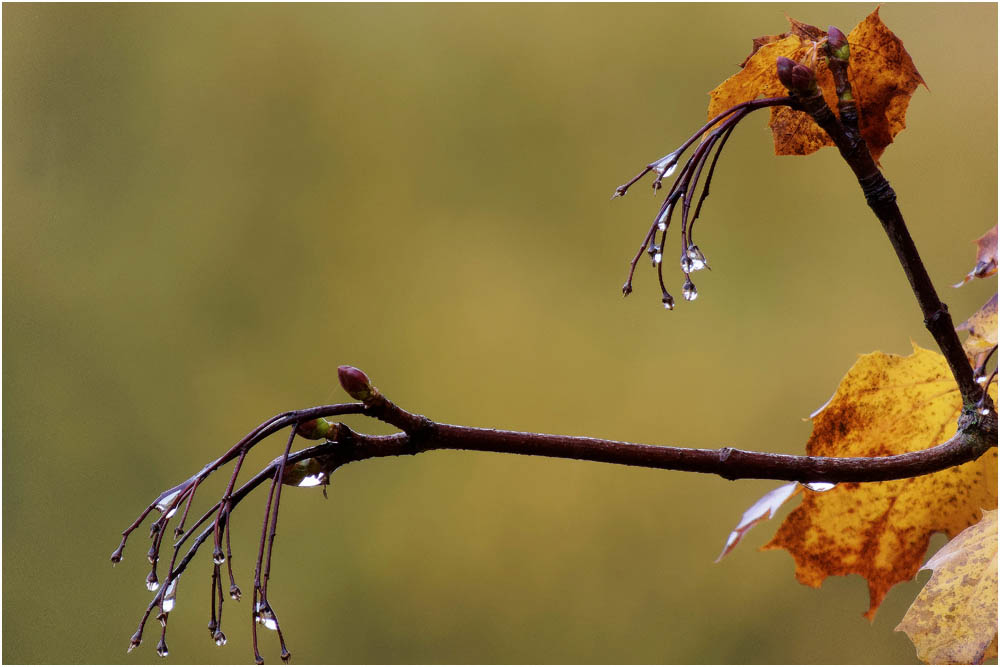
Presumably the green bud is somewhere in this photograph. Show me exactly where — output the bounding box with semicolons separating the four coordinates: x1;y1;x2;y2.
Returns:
296;418;334;440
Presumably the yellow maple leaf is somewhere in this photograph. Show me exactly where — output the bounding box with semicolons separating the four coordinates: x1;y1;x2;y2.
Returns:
958;294;999;357
764;343;998;620
707;9;925;160
896;510;998;665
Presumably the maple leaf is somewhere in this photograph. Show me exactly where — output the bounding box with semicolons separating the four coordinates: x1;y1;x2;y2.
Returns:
708;9;925;160
763;343;998;620
896;510;998;664
957;293;999;356
954;225;999;287
716;482;799;562
715;481;835;562
738;17;827;68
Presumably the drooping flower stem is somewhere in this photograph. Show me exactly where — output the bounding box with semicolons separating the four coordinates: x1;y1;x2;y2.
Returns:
612;96;796;200
620;102;774;302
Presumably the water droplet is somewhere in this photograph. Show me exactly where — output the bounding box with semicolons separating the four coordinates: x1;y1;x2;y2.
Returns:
297;474;326;488
146;574;160;592
803;482;836;492
156;639;169;658
155;489;182;515
255;602;278;631
281;649;292;664
212;550;226;565
651;152;678;178
230;584;242;601
157;611;168;627
976;375;988;383
682;280;698;301
662;294;675;310
980;407;991;416
214;631;228;647
656;204;672;230
164;508;177;519
680;256;694;273
162;578;178;613
685;245;709;271
652;253;662;265
127;633;142;654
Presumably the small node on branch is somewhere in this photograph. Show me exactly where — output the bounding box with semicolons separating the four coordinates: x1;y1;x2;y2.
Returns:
338;365;378;402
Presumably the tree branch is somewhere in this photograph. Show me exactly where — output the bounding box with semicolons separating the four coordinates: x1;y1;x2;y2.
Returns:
290;374;999;485
777;55;985;409
114;44;999;663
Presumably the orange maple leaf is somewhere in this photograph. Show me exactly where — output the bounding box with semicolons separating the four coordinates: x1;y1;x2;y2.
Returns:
707;9;925;160
954;225;999;287
896;510;998;664
763;343;998;620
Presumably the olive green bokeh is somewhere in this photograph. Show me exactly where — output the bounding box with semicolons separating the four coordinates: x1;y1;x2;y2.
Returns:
3;3;996;664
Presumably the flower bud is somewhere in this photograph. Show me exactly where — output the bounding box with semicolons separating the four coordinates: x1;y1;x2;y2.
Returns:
296;418;334;440
826;26;849;60
776;57;817;93
790;64;817;92
776;57;796;89
338;365;377;402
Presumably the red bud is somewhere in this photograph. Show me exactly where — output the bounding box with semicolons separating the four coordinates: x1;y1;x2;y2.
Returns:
776;57;796;89
826;26;849;59
776;57;817;93
338;365;377;402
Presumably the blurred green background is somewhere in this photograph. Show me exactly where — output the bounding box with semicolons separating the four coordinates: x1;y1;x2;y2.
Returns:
4;3;996;664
